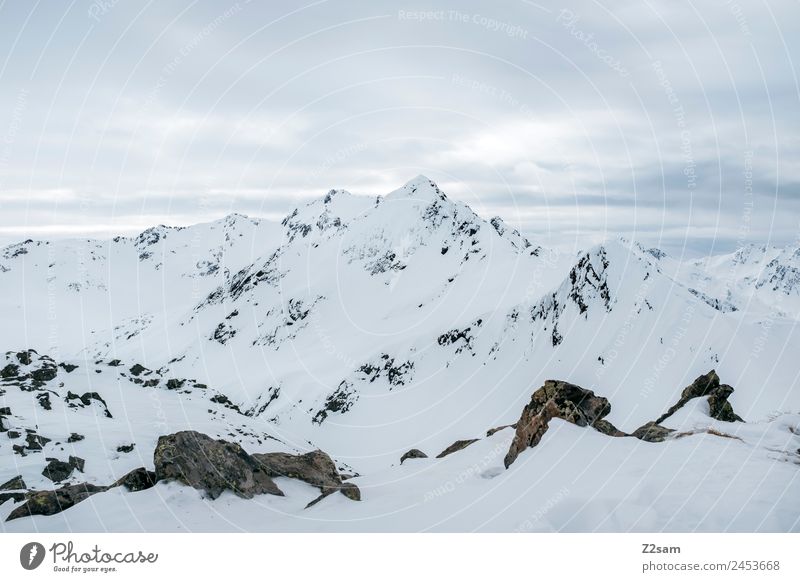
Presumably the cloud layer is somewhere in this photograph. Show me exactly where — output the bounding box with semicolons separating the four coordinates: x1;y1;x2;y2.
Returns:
1;0;798;256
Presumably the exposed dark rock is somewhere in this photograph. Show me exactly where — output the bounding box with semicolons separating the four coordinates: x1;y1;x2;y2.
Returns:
400;448;428;464
166;378;185;390
592;419;627;437
116;443;135;453
1;363;19;378
6;483;108;521
486;424;516;437
42;459;75;482
113;467;157;492
0;475;26;490
36;392;52;410
154;431;283;499
254;450;347;494
67;432;84;443
16;350;34;365
631;422;675;443
25;432;51;450
129;363;149;376
0;491;27;504
12;444;26;456
69;456;85;472
339;482;361;501
107;359;122;367
7;430;21;439
436;439;479;459
654;370;743;424
59;363;78;373
31;366;57;383
65;391;113;418
504;380;613;468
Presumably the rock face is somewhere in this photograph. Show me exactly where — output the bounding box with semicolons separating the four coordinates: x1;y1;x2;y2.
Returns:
253;450;360;503
504;380;616;468
400;448;428;464
153;431;284;500
436;439;479;458
6;483;107;521
654;370;743;424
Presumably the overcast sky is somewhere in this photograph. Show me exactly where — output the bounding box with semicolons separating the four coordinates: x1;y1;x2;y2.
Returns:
0;0;798;255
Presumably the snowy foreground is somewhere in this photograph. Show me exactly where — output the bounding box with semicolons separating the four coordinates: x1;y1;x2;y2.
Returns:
1;176;798;532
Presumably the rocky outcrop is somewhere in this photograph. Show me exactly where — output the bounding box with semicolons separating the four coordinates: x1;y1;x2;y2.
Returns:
654;370;743;424
436;439;479;458
0;475;26;490
504;380;616;468
6;483;107;521
631;422;674;443
113;467;157;492
400;448;428;463
41;456;84;482
253;450;360;504
154;431;283;499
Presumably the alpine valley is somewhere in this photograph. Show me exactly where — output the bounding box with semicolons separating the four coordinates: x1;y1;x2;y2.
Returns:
1;176;798;532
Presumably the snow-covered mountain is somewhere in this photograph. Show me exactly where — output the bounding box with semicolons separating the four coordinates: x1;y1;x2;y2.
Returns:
1;176;798;532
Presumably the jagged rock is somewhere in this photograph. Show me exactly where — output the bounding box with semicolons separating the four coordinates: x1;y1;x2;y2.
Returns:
69;456;85;472
592;419;627;437
67;432;84;443
6;483;107;521
65;391;113;418
36;392;52;410
16;350;34;365
59;362;78;373
436;439;479;458
7;430;21;439
655;370;743;424
42;459;75;482
632;422;674;443
400;448;428;464
0;363;19;378
129;363;149;376
486;424;516;437
0;491;27;504
25;432;51;450
113;467;157;492
116;443;135;453
31;366;57;383
0;475;26;490
253;450;361;505
154;431;283;499
504;380;613;468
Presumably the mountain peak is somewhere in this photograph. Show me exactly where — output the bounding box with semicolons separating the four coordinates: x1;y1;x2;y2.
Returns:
386;175;447;202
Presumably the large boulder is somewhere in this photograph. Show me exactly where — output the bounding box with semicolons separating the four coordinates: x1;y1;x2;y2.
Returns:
504;380;614;468
253;450;360;502
655;370;743;424
153;431;283;500
6;483;107;521
0;475;26;491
